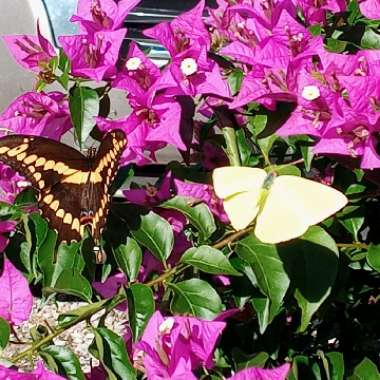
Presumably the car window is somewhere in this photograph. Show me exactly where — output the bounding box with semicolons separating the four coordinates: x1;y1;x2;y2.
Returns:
42;0;78;44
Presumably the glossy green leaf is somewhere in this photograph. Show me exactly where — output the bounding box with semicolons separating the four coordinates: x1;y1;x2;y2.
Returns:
37;229;58;285
0;318;10;350
367;244;380;272
40;345;86;380
326;352;345;380
339;205;365;240
234;350;269;370
29;213;48;247
91;327;136;380
280;226;339;332
236;129;252;166
228;69;244;95
236;235;290;333
348;358;380;380
114;238;142;281
127;284;155;341
39;240;92;302
169;279;223;319
131;211;174;263
69;86;99;148
181;246;241;276
361;27;380;49
160;196;216;243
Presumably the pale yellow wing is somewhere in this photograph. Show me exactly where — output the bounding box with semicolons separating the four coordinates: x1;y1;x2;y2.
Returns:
213;167;267;230
223;190;262;230
255;175;348;244
212;167;267;199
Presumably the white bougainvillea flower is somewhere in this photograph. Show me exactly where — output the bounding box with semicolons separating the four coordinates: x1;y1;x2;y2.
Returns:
302;85;321;100
180;57;198;76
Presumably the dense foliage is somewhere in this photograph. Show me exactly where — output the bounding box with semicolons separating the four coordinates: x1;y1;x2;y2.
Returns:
0;0;379;379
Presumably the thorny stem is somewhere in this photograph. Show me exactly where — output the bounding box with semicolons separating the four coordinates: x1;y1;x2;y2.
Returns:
9;228;249;364
337;242;369;250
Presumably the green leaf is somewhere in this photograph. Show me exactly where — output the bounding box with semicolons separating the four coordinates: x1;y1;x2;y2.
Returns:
127;284;155;341
348;358;380;380
114;238;142;281
234;350;269;370
169;279;223;319
236;129;252;166
131;211;174;263
181;246;241;276
91;327;136;380
0;318;10;350
361;27;380;49
273;164;301;176
257;134;278;161
160;196;216;243
339;205;365;240
280;226;339;332
40;345;86;380
326;352;345;380
29;213;48;247
39;240;92;302
236;235;290;333
367;244;380;272
326;38;347;52
228;69;244;95
248;114;268;136
69;86;99;148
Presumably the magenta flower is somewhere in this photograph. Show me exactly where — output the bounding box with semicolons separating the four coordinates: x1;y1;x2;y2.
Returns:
71;0;140;33
144;0;210;56
2;23;56;73
296;0;346;24
0;163;27;204
133;311;226;378
93;272;128;310
0;91;72;139
313;107;380;169
0;258;33;325
226;363;291;380
58;28;126;81
173;177;229;223
167;45;231;98
359;0;380;19
113;42;161;92
97;93;185;165
0;361;65;379
0;220;17;252
124;172;228;224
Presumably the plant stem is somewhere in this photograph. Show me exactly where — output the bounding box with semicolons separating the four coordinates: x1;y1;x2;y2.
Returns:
222;127;241;166
337;242;369;250
212;227;255;249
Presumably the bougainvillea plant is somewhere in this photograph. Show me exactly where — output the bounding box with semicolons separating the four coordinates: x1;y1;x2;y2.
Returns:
0;0;379;379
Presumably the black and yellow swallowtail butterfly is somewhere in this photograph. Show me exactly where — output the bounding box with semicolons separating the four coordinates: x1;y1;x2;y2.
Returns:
0;130;127;253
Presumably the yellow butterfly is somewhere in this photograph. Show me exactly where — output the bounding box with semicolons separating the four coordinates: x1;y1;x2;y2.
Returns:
213;167;348;244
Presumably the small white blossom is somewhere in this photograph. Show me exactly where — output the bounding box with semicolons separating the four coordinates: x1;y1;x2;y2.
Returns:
302;85;321;101
180;57;198;76
159;317;175;335
126;57;142;71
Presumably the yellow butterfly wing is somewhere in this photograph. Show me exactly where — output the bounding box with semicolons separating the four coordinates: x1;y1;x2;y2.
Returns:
255;175;348;244
213;167;267;230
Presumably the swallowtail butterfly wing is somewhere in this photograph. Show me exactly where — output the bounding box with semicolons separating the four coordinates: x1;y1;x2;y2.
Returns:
0;130;127;257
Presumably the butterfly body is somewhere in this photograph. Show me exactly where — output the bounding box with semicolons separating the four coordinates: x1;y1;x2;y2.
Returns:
213;167;348;244
0;130;127;246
